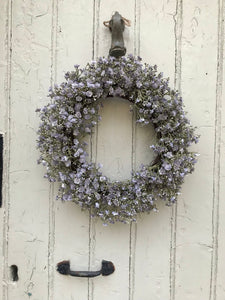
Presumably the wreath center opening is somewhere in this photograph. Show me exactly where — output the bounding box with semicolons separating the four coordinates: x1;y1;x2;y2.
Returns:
88;97;157;182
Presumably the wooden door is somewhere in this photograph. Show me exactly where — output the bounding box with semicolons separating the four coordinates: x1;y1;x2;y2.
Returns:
1;1;225;299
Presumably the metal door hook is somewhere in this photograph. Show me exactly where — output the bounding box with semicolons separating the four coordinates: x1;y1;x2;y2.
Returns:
56;260;115;278
103;11;131;58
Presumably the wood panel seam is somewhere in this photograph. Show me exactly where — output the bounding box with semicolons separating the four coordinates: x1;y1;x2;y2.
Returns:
2;1;13;299
92;0;100;60
170;1;183;299
209;0;224;299
88;1;100;299
129;2;140;299
48;0;58;299
129;222;137;300
134;0;140;57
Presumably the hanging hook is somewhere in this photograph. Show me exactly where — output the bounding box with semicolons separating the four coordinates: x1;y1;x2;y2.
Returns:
103;20;110;28
103;15;131;28
103;11;131;58
122;17;131;27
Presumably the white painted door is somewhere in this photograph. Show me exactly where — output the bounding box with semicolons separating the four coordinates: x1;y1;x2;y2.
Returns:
1;1;225;300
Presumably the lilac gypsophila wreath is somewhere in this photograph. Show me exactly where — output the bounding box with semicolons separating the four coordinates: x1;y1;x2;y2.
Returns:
36;55;199;224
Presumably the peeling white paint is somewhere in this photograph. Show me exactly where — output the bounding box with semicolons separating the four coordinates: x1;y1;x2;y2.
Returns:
0;0;225;300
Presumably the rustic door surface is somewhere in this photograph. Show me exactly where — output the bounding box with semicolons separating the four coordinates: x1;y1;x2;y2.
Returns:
1;0;225;300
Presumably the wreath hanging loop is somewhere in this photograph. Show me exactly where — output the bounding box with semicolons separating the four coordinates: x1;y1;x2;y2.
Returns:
103;13;131;28
36;55;199;224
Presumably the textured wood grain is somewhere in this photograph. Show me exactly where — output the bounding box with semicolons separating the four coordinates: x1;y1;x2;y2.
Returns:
0;1;224;300
92;97;133;300
0;1;12;299
90;2;136;300
134;1;176;299
4;1;52;299
52;1;94;300
212;0;225;299
175;1;218;299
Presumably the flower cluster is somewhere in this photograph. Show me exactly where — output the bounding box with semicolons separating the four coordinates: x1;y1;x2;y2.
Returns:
36;55;199;224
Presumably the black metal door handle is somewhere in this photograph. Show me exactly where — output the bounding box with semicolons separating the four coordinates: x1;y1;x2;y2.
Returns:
57;260;115;278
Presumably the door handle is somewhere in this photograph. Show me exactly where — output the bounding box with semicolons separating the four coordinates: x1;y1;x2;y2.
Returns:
57;260;115;278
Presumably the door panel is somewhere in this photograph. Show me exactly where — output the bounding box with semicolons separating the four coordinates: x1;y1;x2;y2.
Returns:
1;1;224;300
53;1;94;299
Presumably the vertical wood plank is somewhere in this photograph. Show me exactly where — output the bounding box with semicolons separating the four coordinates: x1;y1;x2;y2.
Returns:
90;2;136;300
131;2;156;299
133;1;177;299
213;0;225;298
91;98;133;300
6;1;52;299
175;1;218;299
53;1;94;299
217;132;225;298
0;0;12;299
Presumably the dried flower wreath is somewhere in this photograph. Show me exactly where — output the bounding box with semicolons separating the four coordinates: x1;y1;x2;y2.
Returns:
36;55;199;224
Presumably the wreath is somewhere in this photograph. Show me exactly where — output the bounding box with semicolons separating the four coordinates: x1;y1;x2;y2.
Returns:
36;55;199;224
